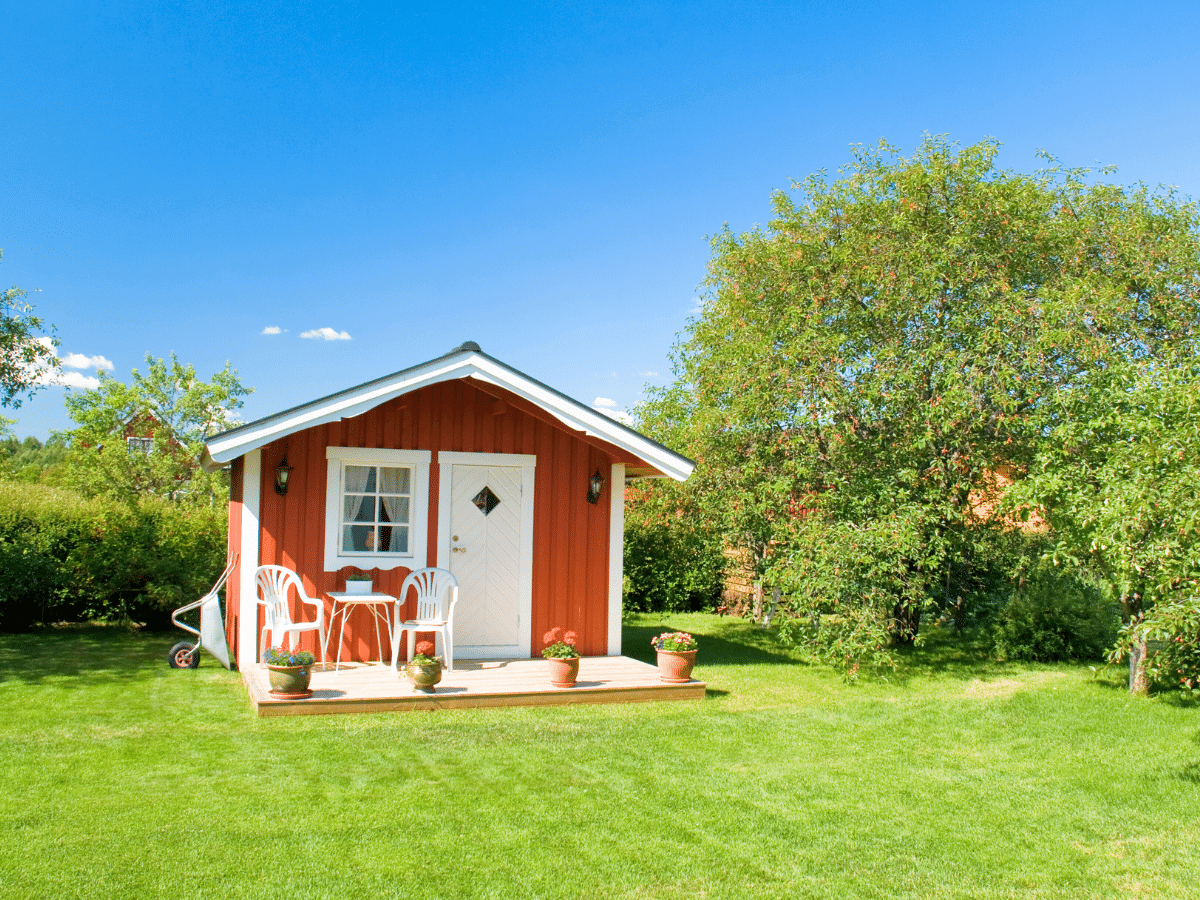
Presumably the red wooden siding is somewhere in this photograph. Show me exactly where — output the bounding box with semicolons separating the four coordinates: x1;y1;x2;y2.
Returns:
233;378;628;663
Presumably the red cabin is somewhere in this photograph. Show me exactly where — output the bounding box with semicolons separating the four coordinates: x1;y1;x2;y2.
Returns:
201;342;693;671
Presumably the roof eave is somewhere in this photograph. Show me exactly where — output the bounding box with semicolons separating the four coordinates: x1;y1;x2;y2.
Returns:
201;347;694;481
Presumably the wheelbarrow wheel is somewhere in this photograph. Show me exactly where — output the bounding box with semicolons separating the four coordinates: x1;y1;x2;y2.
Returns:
168;641;200;669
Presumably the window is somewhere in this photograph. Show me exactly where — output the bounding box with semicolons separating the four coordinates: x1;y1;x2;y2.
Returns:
126;436;154;455
324;447;430;571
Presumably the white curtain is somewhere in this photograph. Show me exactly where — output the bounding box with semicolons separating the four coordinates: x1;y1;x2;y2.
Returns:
380;493;409;554
342;466;373;552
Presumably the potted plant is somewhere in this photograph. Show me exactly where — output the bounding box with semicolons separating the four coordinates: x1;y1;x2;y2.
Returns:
264;646;315;698
542;627;580;687
405;640;443;693
652;631;698;683
345;571;374;595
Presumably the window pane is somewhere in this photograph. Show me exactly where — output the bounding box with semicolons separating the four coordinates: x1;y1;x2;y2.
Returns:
380;495;409;526
345;495;376;523
380;467;410;494
345;465;372;493
342;525;377;553
383;525;409;554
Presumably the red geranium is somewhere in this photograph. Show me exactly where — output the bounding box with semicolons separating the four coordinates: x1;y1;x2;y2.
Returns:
542;626;580;659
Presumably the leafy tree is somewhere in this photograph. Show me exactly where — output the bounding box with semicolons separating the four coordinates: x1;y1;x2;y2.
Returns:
63;353;252;505
0;432;71;484
1007;357;1200;690
0;251;58;408
639;136;1200;675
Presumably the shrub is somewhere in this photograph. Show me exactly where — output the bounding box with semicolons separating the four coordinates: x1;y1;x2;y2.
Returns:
622;517;725;613
990;560;1119;662
0;483;226;630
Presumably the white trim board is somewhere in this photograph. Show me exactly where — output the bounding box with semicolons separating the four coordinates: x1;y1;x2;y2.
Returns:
202;345;693;482
607;463;625;656
237;450;261;671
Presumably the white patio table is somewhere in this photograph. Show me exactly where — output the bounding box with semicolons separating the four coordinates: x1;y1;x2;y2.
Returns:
324;591;397;672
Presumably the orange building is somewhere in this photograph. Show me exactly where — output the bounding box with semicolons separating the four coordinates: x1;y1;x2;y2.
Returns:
201;342;693;671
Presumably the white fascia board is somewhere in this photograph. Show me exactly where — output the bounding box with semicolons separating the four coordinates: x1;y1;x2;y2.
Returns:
203;349;695;482
466;358;694;481
204;357;474;466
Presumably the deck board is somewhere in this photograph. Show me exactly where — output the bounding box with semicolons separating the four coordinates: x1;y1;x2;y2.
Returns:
244;655;705;716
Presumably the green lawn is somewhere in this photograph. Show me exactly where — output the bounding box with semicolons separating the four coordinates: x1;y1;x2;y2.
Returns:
1;614;1197;899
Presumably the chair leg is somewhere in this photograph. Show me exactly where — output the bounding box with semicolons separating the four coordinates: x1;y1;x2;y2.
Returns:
444;627;453;672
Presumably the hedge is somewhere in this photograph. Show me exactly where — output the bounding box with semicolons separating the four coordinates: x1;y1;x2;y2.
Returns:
0;483;227;630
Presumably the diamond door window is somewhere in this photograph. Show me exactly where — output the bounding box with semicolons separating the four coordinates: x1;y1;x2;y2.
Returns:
472;486;501;516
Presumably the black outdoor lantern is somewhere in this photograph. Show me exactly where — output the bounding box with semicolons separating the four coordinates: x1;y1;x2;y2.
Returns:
587;469;604;505
274;455;293;496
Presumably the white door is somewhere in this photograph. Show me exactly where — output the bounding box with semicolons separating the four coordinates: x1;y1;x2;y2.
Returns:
445;462;528;658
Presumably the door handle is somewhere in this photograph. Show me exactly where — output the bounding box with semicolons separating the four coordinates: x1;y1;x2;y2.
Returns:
452;546;467;553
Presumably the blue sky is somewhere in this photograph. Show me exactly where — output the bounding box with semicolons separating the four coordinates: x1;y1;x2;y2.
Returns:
4;1;1199;439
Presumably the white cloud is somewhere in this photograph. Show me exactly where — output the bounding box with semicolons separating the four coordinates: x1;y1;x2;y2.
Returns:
593;397;617;409
261;326;283;335
639;371;658;378
50;370;102;389
300;327;352;341
27;339;107;389
61;352;114;370
594;406;634;426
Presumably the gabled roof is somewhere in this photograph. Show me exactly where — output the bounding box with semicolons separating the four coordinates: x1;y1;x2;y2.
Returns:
201;342;694;481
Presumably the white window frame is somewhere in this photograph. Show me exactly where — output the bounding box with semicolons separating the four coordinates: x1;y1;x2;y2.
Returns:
324;447;431;572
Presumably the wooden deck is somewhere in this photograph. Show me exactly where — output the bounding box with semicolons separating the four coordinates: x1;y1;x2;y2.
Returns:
243;655;706;716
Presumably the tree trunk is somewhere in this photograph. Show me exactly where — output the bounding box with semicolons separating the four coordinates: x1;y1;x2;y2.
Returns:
1129;636;1149;696
890;602;921;645
761;585;781;628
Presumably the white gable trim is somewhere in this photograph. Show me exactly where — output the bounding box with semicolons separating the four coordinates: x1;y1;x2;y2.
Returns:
203;347;694;481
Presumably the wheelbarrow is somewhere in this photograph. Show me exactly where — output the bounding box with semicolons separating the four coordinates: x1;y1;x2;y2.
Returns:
167;555;237;669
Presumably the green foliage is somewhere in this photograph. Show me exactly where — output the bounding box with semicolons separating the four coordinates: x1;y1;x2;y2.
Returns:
63;352;251;505
640;136;1200;674
1007;360;1200;619
263;647;314;667
0;250;59;408
540;627;580;659
0;482;227;630
1112;598;1200;696
622;479;725;614
990;560;1120;662
0;432;70;484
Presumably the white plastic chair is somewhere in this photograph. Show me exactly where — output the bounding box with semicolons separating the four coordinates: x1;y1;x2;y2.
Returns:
392;567;459;672
255;565;327;664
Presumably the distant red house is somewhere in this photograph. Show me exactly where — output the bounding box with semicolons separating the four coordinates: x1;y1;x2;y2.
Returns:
201;342;694;670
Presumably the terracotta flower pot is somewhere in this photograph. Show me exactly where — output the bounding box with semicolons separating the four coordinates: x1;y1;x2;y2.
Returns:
656;649;697;683
267;664;313;698
406;661;443;693
547;656;580;688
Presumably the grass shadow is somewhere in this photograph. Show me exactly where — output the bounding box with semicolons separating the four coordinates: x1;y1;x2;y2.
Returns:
622;616;804;669
0;625;192;684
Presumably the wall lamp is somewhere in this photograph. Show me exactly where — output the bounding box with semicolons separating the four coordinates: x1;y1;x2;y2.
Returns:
274;455;293;496
587;469;605;505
